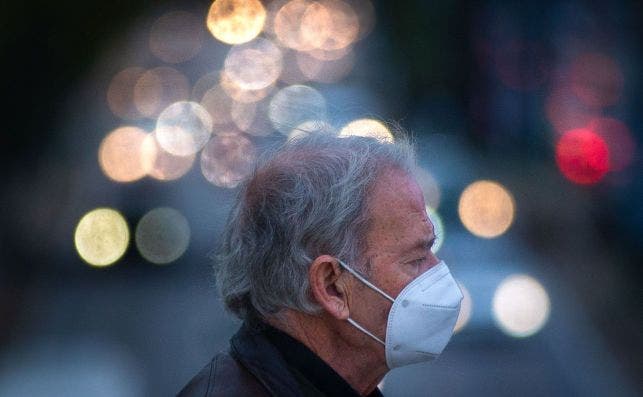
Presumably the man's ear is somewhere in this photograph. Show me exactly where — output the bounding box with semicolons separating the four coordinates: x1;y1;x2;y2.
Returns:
308;255;351;320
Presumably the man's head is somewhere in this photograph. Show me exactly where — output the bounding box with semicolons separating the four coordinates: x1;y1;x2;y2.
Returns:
215;132;421;322
215;132;461;390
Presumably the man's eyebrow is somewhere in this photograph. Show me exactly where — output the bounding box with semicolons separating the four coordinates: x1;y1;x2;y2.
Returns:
408;237;436;251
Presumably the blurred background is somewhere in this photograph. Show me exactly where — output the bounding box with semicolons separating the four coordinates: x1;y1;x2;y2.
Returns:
1;0;641;396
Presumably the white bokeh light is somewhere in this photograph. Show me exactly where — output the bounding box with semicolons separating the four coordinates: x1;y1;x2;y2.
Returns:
155;101;213;156
269;85;327;134
493;274;551;337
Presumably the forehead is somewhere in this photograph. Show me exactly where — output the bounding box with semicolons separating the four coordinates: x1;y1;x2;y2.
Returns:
365;168;433;253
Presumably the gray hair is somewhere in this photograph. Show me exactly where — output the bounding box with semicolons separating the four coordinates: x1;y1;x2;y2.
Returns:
214;132;416;320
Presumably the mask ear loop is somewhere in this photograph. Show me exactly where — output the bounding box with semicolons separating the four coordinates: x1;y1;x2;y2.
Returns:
347;318;385;345
337;259;395;303
337;259;395;346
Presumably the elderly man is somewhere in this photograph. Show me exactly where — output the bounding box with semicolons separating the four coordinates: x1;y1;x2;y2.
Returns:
179;133;463;396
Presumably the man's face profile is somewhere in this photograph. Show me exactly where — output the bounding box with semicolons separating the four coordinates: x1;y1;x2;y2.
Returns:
340;167;441;357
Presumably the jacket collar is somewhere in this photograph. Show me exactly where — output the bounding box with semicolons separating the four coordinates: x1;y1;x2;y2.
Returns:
229;321;304;397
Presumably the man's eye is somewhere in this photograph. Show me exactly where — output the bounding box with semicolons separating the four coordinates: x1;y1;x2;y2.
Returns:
409;257;426;266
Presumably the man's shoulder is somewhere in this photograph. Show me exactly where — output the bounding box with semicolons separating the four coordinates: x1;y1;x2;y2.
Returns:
177;351;270;397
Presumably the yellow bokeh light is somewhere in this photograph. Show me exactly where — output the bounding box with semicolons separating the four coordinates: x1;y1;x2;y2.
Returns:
300;0;359;51
155;101;213;156
133;67;190;118
207;0;266;45
273;0;359;52
135;207;190;265
458;180;515;238
74;208;130;267
273;0;316;51
107;67;146;120
144;134;195;181
200;132;256;188
453;281;472;333
99;126;154;183
224;38;283;91
493;274;550;337
339;118;393;143
149;11;204;64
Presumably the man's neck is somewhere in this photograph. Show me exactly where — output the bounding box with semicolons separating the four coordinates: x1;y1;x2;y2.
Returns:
266;310;387;396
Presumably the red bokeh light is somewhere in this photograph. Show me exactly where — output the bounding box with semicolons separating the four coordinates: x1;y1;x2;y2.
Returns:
555;128;610;185
570;52;624;109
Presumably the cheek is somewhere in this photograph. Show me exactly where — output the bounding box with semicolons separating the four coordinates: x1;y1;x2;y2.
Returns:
379;304;391;328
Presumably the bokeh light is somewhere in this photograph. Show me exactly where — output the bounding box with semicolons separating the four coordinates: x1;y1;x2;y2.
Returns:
149;11;204;64
453;281;472;333
224;38;283;90
206;0;266;45
555;128;609;185
272;0;362;52
269;85;327;134
107;67;146;120
144;133;195;181
570;52;624;109
133;67;190;118
426;206;444;253
135;207;190;265
74;208;130;267
155;101;213;156
220;70;274;103
273;0;316;51
493;274;551;338
300;0;360;51
99;126;153;183
200;85;236;127
200;132;256;188
458;180;516;238
339;118;394;143
588;117;636;172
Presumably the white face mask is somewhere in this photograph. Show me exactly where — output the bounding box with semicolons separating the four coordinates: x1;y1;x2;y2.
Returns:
338;260;463;369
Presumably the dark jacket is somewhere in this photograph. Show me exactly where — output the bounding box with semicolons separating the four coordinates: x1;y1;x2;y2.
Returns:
179;321;386;397
177;323;315;397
